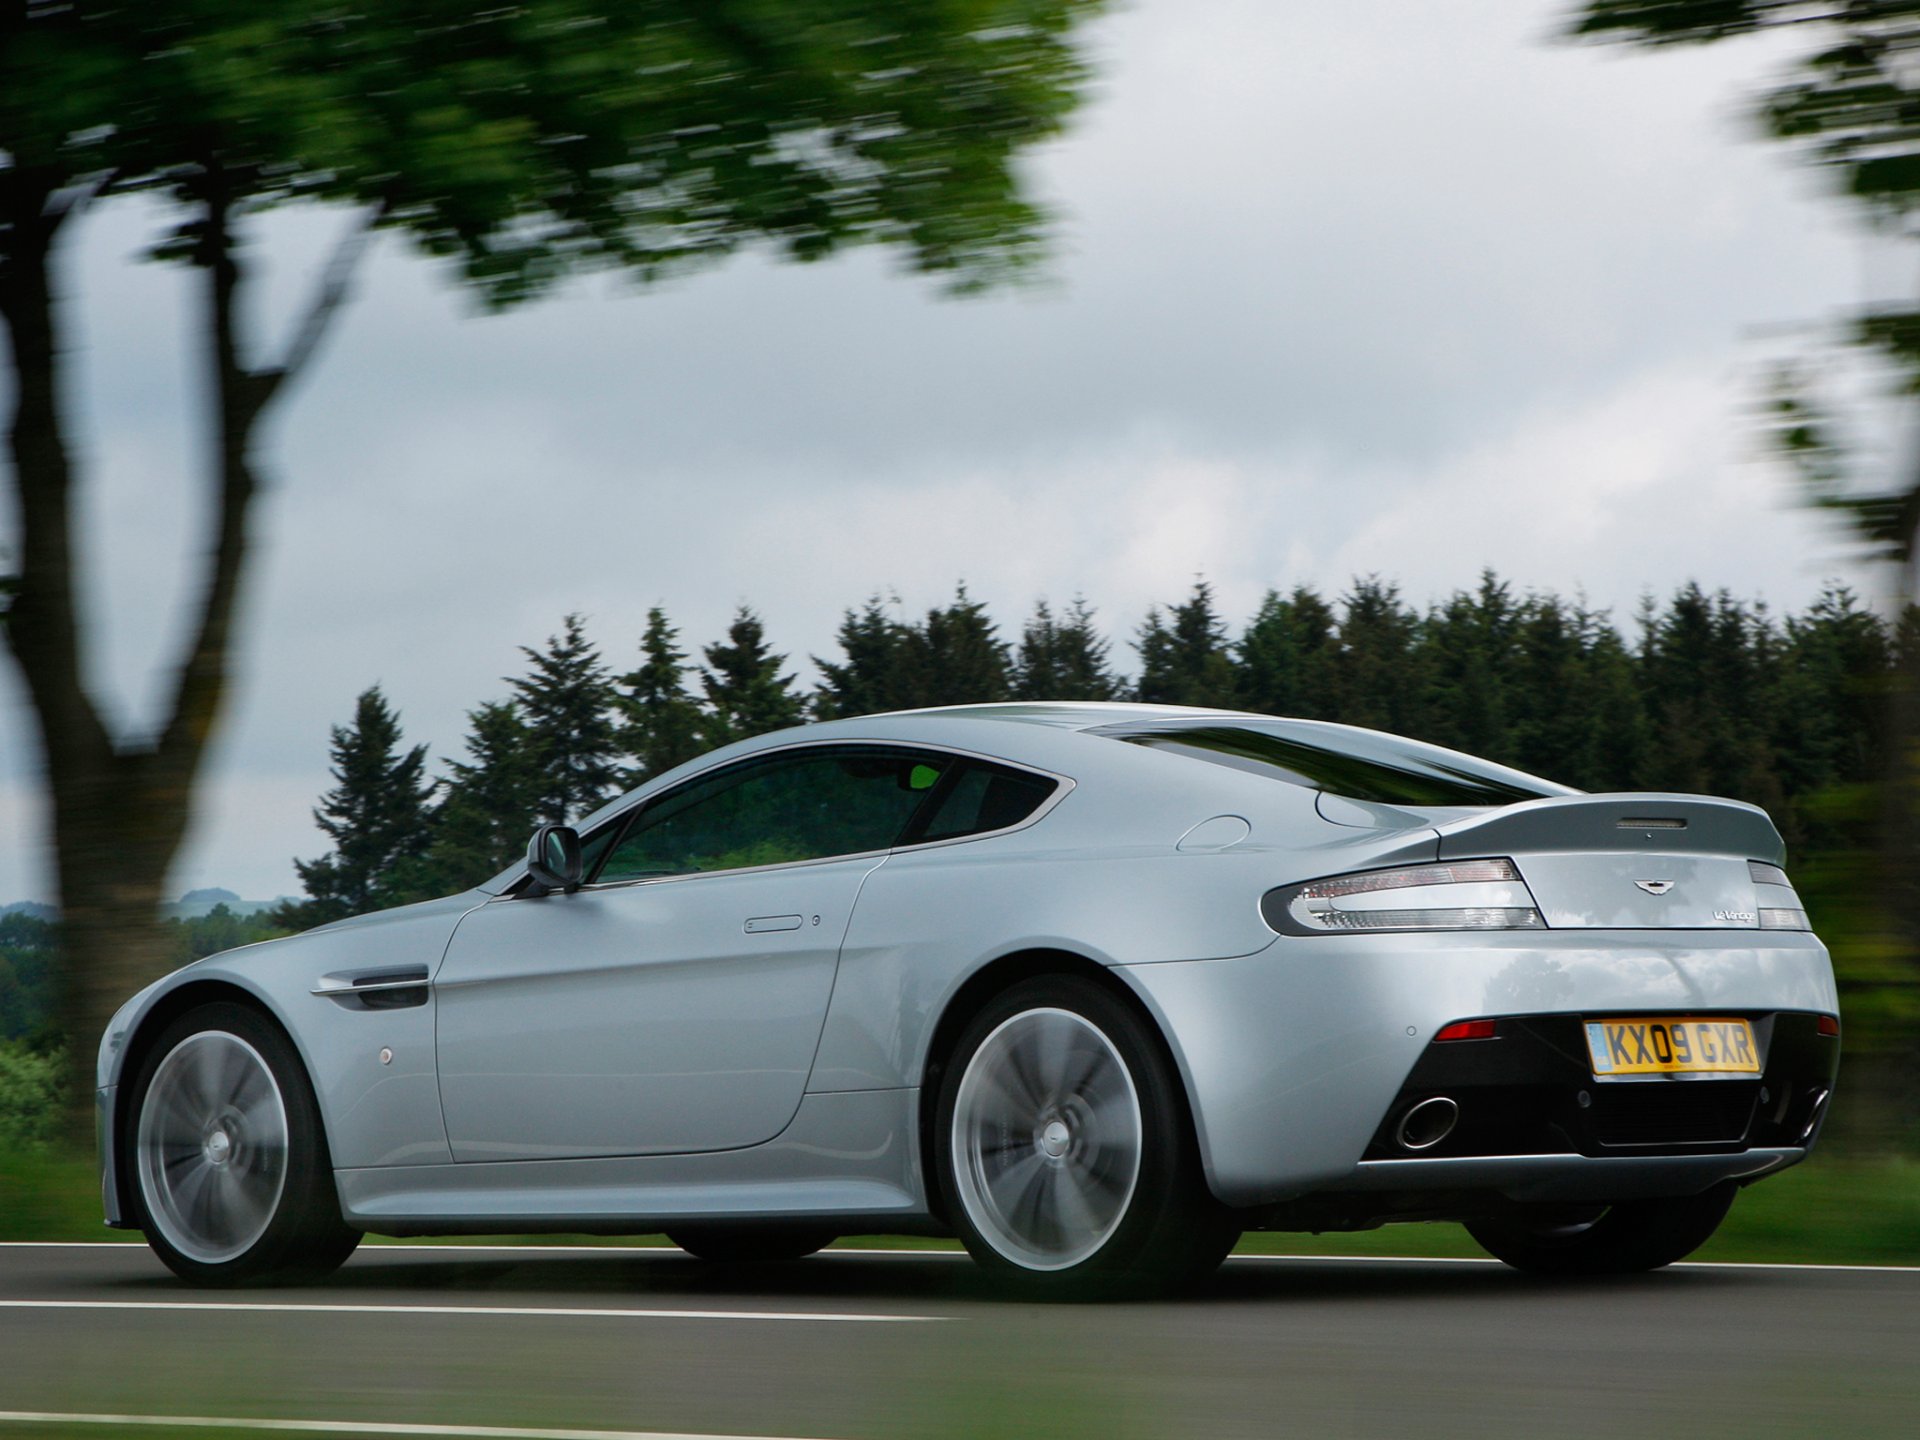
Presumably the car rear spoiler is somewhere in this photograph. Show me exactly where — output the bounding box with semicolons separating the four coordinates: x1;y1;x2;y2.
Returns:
1431;794;1785;865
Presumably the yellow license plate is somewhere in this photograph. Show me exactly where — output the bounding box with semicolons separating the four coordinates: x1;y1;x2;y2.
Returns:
1584;1018;1759;1077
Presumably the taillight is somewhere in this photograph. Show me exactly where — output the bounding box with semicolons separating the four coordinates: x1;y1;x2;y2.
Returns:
1749;860;1812;930
1262;858;1544;935
1817;1014;1840;1038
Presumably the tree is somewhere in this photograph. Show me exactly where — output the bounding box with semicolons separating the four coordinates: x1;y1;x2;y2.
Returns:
277;688;434;929
1332;578;1424;733
1236;586;1339;720
1574;2;1920;1136
1;2;1106;1112
1013;596;1124;701
1419;572;1518;760
814;597;918;719
1572;2;1920;576
701;607;805;746
903;584;1014;706
509;615;620;823
1504;594;1646;791
616;608;707;785
397;700;546;901
1135;580;1237;707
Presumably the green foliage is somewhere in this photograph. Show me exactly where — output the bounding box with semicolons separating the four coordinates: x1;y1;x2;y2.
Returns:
816;586;1018;715
510;614;621;822
616;608;706;785
0;1040;62;1150
1135;580;1237;706
1237;586;1340;721
0;911;58;1041
700;606;807;746
389;700;546;902
904;584;1014;706
2;1;1109;304
278;686;435;929
1572;1;1920;567
165;904;285;967
1014;596;1124;701
814;596;920;719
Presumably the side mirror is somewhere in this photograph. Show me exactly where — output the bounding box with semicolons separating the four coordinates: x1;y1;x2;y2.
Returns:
525;823;583;895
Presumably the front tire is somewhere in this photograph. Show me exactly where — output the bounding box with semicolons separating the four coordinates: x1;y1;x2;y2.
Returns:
1466;1184;1736;1275
127;1002;360;1286
934;976;1236;1296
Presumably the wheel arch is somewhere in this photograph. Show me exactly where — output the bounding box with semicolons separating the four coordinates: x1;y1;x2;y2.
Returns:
107;979;306;1228
914;948;1202;1224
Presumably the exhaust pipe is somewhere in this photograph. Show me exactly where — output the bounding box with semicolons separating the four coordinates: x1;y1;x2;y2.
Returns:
1396;1096;1459;1152
1798;1087;1831;1145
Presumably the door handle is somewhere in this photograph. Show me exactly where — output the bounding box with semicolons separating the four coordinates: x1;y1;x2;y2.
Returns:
743;914;804;934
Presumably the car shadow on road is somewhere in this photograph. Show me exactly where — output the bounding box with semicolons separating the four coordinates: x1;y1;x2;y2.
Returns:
77;1246;1768;1309
82;1244;1766;1313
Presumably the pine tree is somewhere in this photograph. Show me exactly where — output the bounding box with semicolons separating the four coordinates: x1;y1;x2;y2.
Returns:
1421;572;1517;760
1013;596;1123;700
702;607;806;746
391;701;547;901
1334;578;1424;734
1136;580;1237;706
1236;585;1339;719
903;584;1013;706
1777;583;1893;795
279;687;435;927
813;597;917;719
615;608;707;784
509;614;621;822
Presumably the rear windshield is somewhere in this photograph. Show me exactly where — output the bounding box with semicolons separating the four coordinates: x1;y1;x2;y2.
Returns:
1095;721;1572;808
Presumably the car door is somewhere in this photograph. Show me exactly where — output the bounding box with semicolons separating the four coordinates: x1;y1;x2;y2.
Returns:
432;743;951;1161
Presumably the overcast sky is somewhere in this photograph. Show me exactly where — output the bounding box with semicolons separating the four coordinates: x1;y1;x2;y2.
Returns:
0;0;1896;904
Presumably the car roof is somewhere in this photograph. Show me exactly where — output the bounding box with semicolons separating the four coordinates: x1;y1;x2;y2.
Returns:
865;701;1269;730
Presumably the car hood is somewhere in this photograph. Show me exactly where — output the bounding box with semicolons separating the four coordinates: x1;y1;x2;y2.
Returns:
295;889;489;940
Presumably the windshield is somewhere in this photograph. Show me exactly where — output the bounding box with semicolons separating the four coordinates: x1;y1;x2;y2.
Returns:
1095;720;1574;808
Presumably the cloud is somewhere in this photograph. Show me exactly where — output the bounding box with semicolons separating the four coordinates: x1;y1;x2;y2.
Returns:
0;0;1886;903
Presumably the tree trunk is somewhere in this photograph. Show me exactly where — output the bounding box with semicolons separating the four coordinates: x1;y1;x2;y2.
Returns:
2;164;271;1139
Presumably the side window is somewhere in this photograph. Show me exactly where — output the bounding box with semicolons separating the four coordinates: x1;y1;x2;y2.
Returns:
593;747;949;884
914;762;1057;843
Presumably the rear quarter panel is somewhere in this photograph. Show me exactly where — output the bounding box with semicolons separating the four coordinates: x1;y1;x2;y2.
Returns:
806;765;1439;1093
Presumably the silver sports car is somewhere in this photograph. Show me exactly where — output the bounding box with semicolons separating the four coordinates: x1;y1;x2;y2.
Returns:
97;703;1840;1293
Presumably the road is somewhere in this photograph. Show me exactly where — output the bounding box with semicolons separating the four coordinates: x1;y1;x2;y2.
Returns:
1;1242;1914;1439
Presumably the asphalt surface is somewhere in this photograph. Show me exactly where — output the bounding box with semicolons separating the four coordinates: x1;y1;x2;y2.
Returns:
1;1242;1915;1439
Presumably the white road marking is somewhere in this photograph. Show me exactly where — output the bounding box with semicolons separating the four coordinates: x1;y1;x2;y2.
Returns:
0;1413;839;1440
0;1299;934;1323
5;1239;1917;1274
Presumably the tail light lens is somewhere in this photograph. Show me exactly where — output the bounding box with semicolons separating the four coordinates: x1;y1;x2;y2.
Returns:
1749;859;1813;931
1263;858;1545;935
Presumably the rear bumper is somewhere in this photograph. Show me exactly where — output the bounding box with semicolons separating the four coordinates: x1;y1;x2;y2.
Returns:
1115;929;1837;1209
1337;1146;1803;1203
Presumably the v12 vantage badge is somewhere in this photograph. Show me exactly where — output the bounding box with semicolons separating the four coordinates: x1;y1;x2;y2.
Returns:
95;704;1840;1295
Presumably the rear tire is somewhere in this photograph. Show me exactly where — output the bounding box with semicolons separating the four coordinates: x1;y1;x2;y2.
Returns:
666;1227;836;1264
126;1001;361;1287
1466;1184;1736;1275
933;975;1236;1297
